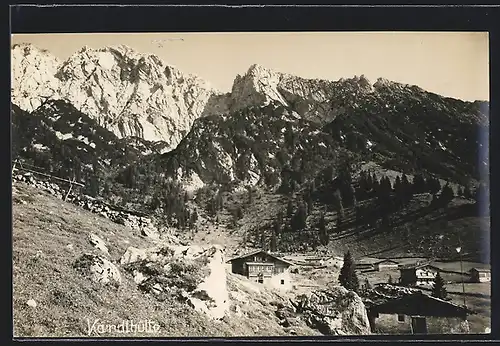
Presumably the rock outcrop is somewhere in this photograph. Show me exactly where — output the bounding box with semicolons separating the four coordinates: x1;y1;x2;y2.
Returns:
121;244;229;319
290;287;371;335
73;253;122;286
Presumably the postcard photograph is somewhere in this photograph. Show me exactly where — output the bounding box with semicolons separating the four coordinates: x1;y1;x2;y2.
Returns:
10;31;490;338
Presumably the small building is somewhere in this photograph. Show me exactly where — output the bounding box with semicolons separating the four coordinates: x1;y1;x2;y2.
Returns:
399;263;439;286
227;250;294;290
356;257;381;271
366;292;474;334
374;259;399;271
323;256;344;268
469;268;491;283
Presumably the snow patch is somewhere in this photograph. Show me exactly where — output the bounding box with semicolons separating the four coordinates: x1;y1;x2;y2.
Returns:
77;135;90;145
98;52;116;70
319;142;327;148
32;143;49;152
55;131;73;140
438;141;447;150
176;167;184;179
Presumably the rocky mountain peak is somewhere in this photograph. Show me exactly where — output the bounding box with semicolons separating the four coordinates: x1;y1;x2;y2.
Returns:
11;43;62;111
12;43;222;150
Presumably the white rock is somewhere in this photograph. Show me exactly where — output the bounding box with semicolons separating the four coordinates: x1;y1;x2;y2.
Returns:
152;283;163;294
188;246;229;319
133;270;147;284
26;299;37;308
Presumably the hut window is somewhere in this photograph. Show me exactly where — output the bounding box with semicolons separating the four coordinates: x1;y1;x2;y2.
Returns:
397;314;405;322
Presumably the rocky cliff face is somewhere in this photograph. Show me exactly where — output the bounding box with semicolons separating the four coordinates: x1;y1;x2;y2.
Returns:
11;44;228;150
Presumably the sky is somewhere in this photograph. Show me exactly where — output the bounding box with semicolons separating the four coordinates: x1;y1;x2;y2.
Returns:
11;32;489;101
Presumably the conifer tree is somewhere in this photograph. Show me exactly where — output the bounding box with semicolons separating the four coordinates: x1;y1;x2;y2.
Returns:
366;172;374;192
364;278;371;291
260;231;266;249
339;251;359;292
318;212;329;246
273;217;282;236
292;202;308;231
359;170;368;195
394;175;403;196
463;185;473;199
372;175;380;196
333;189;345;218
428;177;441;195
305;190;314;215
236;206;243;219
412;173;426;194
287;199;294;219
270;228;278;252
439;183;455;206
432;272;447;299
276;209;284;227
401;174;412;203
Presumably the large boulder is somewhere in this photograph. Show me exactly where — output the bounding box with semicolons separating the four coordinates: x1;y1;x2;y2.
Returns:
292;287;371;335
121;244;229;319
73;253;121;286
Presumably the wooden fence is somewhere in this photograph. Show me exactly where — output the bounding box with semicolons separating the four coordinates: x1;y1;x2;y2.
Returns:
12;158;84;201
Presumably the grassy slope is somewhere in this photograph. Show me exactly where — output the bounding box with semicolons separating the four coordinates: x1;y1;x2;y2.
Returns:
12;182;320;337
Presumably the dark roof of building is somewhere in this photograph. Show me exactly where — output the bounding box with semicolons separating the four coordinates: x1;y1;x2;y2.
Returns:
469;267;491;273
227;250;294;265
375;259;399;265
356;257;381;265
399;262;439;271
368;292;475;317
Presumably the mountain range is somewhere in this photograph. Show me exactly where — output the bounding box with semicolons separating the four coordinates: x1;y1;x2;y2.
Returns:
11;43;490;261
